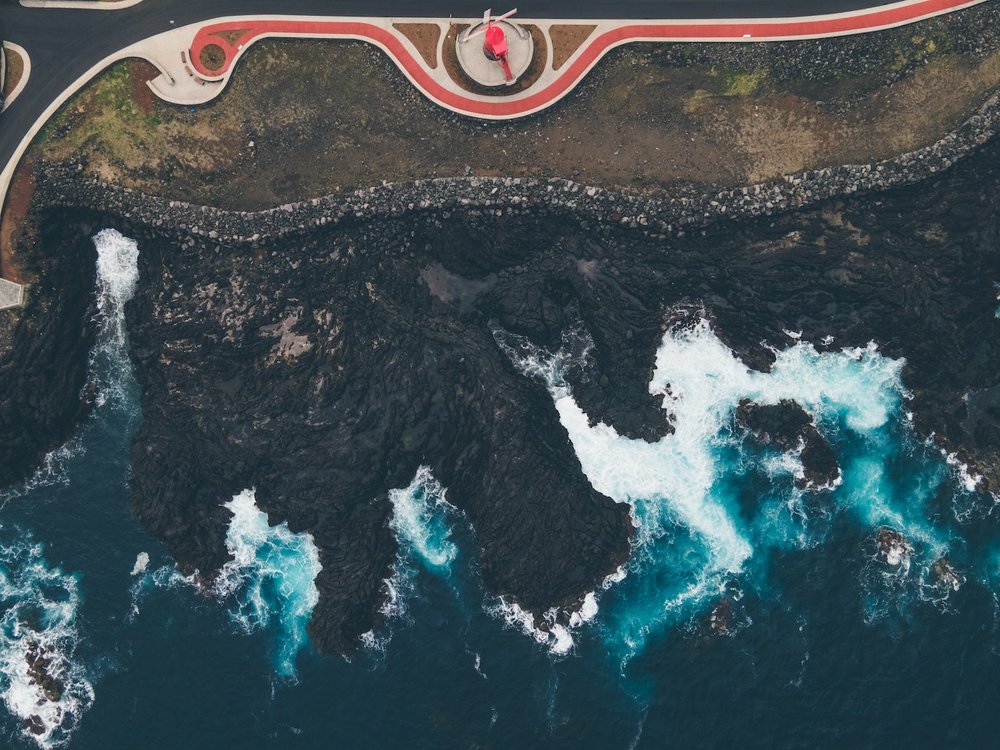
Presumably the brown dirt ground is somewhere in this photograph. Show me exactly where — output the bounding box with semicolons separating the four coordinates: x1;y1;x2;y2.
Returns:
199;44;227;72
394;23;441;69
0;154;36;284
3;47;24;100
217;30;250;46
25;35;1000;211
551;25;596;70
128;60;157;116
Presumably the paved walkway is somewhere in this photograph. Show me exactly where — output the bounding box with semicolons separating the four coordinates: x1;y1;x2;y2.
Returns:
172;0;985;119
0;0;987;275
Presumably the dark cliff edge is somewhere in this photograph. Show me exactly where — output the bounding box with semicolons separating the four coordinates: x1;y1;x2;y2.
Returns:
0;84;998;654
0;211;99;490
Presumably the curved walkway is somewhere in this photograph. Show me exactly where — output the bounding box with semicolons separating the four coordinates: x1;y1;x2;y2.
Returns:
181;0;986;120
0;0;988;250
18;0;145;9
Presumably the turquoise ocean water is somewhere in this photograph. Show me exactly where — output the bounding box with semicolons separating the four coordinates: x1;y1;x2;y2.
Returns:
0;228;998;748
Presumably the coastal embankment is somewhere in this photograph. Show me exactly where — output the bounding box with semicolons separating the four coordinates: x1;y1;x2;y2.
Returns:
33;78;1000;245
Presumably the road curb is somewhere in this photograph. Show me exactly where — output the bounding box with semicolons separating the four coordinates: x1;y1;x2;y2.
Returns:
19;0;143;9
2;43;32;112
185;0;988;121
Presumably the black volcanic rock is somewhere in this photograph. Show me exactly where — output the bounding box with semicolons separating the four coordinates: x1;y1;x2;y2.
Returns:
120;136;1000;653
735;399;841;490
0;212;97;489
126;217;638;654
3;132;999;657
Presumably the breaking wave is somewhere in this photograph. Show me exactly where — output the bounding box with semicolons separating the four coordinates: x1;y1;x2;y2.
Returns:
0;229;139;508
487;591;601;657
214;490;322;679
499;316;975;659
388;466;458;571
90;228;139;411
363;468;460;651
0;530;93;749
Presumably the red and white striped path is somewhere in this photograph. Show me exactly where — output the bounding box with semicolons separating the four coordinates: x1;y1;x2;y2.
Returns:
169;0;987;120
0;0;988;229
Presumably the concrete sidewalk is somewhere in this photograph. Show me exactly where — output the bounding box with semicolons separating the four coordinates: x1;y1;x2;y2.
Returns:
179;0;987;119
0;0;987;222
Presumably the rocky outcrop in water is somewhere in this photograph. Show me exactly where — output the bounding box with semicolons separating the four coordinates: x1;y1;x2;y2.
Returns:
877;527;912;568
25;641;65;704
125;218;638;653
735;399;840;491
118;126;998;651
1;96;999;655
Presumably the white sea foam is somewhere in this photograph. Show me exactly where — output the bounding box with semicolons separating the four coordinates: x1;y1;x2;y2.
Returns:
500;315;963;656
0;231;141;746
0;231;143;746
942;449;983;494
487;594;601;657
568;592;599;629
0;531;94;749
0;441;82;508
129;553;149;577
472;651;486;678
90;229;139;410
360;469;460;652
214;489;322;679
388;467;458;570
488;597;552;649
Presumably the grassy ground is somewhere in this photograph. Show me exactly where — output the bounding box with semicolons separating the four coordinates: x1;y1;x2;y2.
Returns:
27;4;1000;210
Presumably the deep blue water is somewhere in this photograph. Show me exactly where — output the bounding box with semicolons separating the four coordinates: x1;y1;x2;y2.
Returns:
1;229;1000;749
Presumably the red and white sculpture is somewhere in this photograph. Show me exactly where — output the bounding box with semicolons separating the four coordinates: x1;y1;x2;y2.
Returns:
463;8;519;84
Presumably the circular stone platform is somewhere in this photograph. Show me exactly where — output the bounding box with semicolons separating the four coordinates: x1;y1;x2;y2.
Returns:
456;21;534;88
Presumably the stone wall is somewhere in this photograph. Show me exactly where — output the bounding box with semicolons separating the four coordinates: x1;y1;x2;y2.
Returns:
34;83;1000;245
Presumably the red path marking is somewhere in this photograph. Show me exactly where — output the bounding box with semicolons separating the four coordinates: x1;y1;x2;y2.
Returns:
189;0;979;118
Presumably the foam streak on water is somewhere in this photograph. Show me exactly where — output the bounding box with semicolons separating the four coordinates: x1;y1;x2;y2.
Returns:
0;531;94;749
1;230;139;508
500;317;962;657
90;229;139;410
214;490;322;679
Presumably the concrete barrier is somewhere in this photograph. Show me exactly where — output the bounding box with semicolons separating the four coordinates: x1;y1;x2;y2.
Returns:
0;278;24;310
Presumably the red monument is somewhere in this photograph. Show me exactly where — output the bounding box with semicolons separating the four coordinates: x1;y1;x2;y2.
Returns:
466;8;519;84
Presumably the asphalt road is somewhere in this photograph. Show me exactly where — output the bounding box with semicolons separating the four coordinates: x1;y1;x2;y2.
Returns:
0;0;920;203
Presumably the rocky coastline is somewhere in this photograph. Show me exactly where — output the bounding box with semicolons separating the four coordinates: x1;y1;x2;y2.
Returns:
31;79;1000;248
0;216;97;491
3;74;999;655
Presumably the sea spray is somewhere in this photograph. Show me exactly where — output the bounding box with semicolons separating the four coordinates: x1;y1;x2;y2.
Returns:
362;468;459;650
0;230;140;508
0;529;94;749
90;229;139;411
499;316;971;658
214;490;322;679
388;466;458;571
